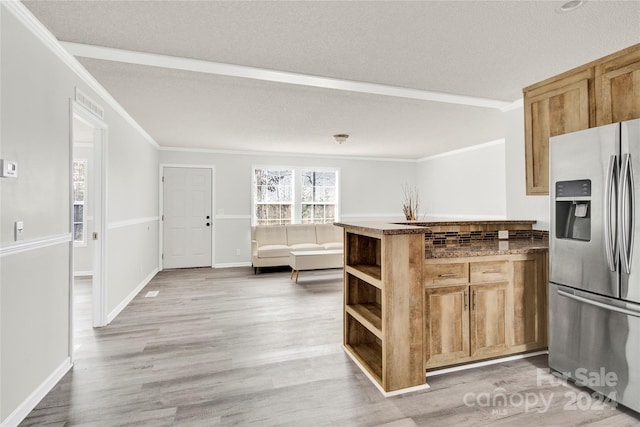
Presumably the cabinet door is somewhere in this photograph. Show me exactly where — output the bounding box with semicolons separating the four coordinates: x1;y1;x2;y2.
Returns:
470;282;508;358
424;285;469;368
509;256;547;351
524;69;594;195
596;45;640;126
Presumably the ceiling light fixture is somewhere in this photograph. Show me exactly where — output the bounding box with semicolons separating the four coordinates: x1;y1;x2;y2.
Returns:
558;0;585;13
333;134;349;144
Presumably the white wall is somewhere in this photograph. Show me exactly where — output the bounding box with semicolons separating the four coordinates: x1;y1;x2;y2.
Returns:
159;150;417;266
417;141;508;219
0;4;159;424
504;106;550;230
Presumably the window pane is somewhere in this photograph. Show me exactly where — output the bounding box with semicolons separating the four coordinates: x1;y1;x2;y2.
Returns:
74;204;84;222
74;223;83;241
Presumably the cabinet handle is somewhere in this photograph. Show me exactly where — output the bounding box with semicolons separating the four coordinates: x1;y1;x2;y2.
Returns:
464;289;468;311
439;273;459;278
482;270;501;274
472;290;477;310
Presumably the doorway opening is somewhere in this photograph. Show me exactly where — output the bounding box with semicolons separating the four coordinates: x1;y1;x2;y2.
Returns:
70;101;108;362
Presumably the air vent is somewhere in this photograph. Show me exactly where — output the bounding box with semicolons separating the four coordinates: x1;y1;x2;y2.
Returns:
75;87;104;120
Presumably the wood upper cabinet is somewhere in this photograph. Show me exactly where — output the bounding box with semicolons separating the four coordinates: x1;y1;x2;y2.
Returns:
523;43;640;195
524;68;594;195
596;45;640;126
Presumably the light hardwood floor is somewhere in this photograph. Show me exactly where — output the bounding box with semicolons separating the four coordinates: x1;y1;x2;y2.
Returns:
21;267;640;426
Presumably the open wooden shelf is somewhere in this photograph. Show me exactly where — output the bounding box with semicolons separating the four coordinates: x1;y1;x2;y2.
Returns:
345;265;382;289
342;226;426;393
345;304;382;338
346;342;383;382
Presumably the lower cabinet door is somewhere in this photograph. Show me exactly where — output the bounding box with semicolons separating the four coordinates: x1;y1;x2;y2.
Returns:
510;255;547;351
424;285;470;368
470;282;509;358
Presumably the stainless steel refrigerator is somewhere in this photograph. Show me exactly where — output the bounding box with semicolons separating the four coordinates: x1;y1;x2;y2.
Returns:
549;118;640;413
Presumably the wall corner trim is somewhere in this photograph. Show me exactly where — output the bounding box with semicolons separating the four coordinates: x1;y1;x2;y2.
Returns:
1;1;160;150
1;358;73;427
107;267;159;324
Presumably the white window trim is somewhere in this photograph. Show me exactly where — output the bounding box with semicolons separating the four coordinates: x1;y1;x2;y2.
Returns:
73;159;88;247
251;165;341;226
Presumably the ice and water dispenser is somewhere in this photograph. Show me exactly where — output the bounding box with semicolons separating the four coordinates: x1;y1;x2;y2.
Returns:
555;179;591;241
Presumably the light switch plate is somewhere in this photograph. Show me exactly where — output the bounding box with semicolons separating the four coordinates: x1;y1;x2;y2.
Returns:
15;221;24;241
0;159;18;178
498;230;509;240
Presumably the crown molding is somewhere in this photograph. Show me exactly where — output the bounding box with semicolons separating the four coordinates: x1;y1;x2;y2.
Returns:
417;139;505;162
1;1;159;150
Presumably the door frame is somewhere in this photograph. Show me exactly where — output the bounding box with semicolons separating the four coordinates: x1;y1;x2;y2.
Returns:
159;164;216;270
69;101;109;362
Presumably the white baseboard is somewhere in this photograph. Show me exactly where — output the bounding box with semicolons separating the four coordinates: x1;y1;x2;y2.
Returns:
342;345;431;397
1;358;72;427
214;262;252;268
107;267;159;324
427;350;549;377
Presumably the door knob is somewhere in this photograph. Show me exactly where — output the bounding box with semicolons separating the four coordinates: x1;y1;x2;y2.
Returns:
206;215;210;219
206;223;210;227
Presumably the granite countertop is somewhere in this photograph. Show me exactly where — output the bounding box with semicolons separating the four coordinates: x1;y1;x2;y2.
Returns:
426;239;548;259
398;220;537;226
333;221;429;235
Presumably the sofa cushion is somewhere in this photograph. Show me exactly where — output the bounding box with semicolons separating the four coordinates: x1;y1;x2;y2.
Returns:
316;224;343;244
286;224;317;246
255;225;287;246
321;242;343;250
257;244;291;258
290;243;324;251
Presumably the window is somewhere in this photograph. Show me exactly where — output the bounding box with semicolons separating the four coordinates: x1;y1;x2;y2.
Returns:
253;168;293;225
252;167;339;226
72;160;87;244
301;169;337;224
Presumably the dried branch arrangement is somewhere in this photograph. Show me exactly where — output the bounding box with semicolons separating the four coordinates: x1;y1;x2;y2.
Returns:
402;183;419;221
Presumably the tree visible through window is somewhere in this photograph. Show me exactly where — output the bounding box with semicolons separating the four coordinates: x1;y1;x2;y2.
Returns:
73;160;87;244
252;167;339;226
254;168;293;225
301;169;337;224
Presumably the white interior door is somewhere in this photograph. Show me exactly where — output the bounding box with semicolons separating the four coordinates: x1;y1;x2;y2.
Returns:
163;167;213;268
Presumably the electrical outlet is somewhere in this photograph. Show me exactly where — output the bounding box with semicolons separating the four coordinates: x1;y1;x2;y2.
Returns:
498;230;509;240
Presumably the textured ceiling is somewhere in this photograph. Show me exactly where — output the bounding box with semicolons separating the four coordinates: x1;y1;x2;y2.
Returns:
23;0;640;159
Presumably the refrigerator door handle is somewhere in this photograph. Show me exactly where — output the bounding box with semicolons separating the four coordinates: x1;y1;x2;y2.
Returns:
604;155;618;271
620;153;634;274
557;288;640;318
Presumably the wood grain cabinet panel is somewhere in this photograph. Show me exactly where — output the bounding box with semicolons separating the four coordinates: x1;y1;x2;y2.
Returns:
508;254;548;351
424;253;548;370
424;262;469;286
523;43;640;195
524;69;594;195
424;285;469;368
596;46;640;126
470;282;508;358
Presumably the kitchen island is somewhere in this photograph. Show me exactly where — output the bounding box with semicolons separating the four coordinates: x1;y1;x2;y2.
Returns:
335;220;548;395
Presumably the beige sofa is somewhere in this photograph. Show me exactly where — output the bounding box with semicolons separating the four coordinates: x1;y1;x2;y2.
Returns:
251;223;343;273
